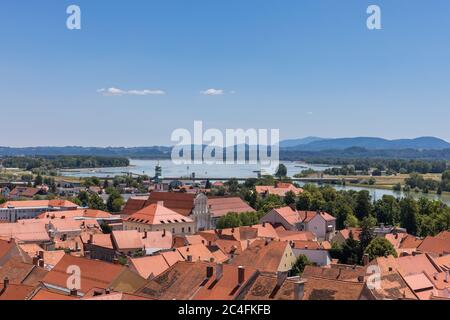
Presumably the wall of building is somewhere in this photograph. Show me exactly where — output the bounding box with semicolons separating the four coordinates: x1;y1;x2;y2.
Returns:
123;220;195;236
293;248;331;266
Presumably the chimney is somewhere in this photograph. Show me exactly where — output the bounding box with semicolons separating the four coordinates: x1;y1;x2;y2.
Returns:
70;288;78;297
38;259;45;268
216;264;223;281
88;234;94;244
38;251;44;259
206;266;214;279
187;255;193;262
363;254;370;266
1;277;9;294
105;288;111;295
262;222;266;228
32;255;39;266
157;201;164;207
294;280;307;300
358;276;365;283
238;266;245;285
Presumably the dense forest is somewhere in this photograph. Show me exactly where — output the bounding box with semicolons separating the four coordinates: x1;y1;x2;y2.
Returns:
0;156;130;171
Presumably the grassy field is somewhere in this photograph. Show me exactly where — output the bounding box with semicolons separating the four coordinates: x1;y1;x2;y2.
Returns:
322;173;442;189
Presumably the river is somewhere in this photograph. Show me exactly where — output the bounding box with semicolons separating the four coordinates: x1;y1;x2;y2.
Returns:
60;159;450;205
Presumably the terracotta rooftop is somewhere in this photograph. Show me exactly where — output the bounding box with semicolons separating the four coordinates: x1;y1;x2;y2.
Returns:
38;209;113;220
276;229;316;242
230;240;291;273
436;231;450;241
177;244;215;262
112;230;144;250
31;288;78;300
42;255;146;294
302;276;365;300
193;264;258;300
0;199;78;209
126;203;193;226
242;273;298;300
256;184;303;197
270;207;335;226
130;255;171;279
251;224;279;240
122;197;148;215
417;236;450;256
0;283;35;300
137;261;214;300
302;265;367;282
145;192;197;216
0;220;51;243
207;197;255;218
338;228;362;242
141;230;173;250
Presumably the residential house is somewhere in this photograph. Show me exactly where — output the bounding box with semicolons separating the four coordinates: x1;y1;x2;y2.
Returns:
255;182;303;198
290;240;332;266
230;239;297;274
333;228;362;245
260;207;336;241
124;202;195;236
137;261;214;300
8;187;42;199
129;251;184;280
41;255;146;296
0;200;78;223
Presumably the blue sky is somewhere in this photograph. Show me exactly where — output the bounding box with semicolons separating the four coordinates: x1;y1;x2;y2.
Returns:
1;0;450;147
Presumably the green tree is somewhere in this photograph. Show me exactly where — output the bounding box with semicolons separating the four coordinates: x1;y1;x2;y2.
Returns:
364;237;397;261
341;232;361;265
89;193;107;211
400;197;419;235
34;174;43;187
275;164;287;179
284;191;296;206
106;190;124;213
291;255;311;276
355;190;372;220
296;191;312;210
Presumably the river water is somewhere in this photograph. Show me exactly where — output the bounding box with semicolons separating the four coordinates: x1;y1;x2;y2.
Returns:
60;159;450;205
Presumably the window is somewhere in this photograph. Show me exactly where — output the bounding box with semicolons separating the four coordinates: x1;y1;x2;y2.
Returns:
182;227;185;233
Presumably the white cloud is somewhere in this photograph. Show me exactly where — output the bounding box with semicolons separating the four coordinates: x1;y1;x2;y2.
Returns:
200;88;224;96
97;87;166;96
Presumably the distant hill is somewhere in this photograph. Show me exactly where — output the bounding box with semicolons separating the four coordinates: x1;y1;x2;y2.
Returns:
279;136;325;148
280;136;450;151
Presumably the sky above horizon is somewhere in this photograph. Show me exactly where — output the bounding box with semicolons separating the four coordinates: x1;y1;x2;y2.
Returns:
1;0;450;147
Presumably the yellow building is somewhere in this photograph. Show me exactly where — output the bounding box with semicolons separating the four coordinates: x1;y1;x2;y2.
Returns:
123;202;195;236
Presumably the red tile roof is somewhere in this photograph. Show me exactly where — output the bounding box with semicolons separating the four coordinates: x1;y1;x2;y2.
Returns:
42;255;145;294
145;192;196;216
193;264;258;300
302;277;364;300
126;203;193;226
417;236;450;256
0;283;36;300
207;197;255;217
230;240;291;273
